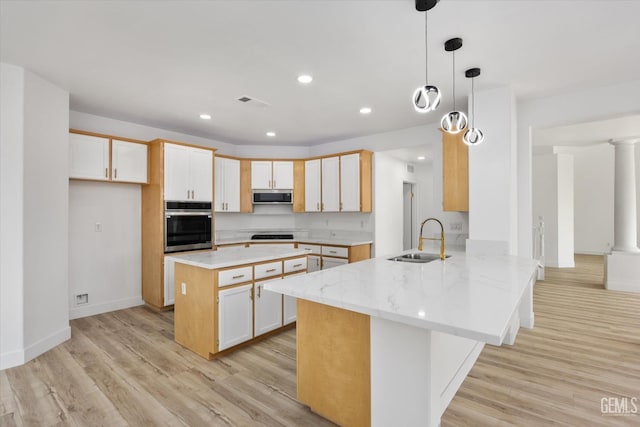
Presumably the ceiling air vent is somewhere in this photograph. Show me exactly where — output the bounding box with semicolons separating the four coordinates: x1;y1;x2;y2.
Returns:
407;164;415;173
236;95;270;109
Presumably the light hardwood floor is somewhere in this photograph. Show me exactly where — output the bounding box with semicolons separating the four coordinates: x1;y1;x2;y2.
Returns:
2;254;639;426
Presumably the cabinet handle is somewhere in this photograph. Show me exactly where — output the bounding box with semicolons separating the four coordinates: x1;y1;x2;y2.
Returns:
329;250;337;254
257;285;261;298
316;202;320;211
293;263;303;268
221;202;225;210
105;168;108;178
191;190;195;199
266;268;276;273
114;168;117;179
340;202;343;211
232;274;245;279
187;189;190;199
321;203;324;211
273;180;276;188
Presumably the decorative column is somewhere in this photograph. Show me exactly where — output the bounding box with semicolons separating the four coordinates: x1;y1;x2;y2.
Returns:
606;138;640;293
610;139;639;253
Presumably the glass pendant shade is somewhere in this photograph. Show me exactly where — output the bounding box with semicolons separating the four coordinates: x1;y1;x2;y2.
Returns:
463;127;484;145
413;85;441;113
440;111;468;134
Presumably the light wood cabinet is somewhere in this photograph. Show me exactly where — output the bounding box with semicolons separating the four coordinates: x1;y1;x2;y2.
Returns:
218;284;254;351
214;156;240;212
442;131;469;212
251;160;293;189
70;132;148;184
164;143;212;202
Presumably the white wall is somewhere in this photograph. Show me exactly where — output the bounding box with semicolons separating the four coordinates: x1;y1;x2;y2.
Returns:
69;181;144;319
556;155;574;267
573;145;616;254
518;79;640;258
0;63;26;369
0;64;70;369
533;154;559;265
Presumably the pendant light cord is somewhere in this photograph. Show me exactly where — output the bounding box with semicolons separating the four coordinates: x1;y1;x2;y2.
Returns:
424;12;429;83
452;49;456;110
471;77;475;127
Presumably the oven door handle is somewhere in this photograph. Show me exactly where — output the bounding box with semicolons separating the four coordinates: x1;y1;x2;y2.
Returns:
165;212;212;217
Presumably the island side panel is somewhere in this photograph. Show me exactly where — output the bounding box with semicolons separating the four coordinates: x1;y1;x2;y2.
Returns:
174;263;216;359
348;243;371;263
296;299;371;427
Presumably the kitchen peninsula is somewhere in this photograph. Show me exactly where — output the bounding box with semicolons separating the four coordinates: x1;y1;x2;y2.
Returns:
265;250;539;427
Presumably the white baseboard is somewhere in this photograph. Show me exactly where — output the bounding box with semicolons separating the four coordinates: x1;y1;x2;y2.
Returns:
1;349;25;371
1;326;72;371
69;296;144;320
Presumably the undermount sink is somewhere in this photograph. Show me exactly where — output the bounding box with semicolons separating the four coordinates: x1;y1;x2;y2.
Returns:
387;253;451;263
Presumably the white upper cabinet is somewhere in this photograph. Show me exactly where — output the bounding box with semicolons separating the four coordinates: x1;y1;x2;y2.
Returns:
111;140;148;183
215;157;240;212
321;156;340;212
69;133;110;180
251;160;293;189
272;161;293;189
304;159;321;212
340;153;360;212
251;161;272;189
164;143;212;202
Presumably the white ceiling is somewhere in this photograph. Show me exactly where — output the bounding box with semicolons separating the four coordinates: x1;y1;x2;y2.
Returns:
2;0;640;146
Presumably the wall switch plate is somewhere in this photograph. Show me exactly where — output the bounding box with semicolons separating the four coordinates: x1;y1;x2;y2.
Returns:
181;282;187;295
76;293;88;305
94;222;102;232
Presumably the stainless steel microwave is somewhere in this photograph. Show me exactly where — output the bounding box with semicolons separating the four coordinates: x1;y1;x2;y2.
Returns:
252;189;293;205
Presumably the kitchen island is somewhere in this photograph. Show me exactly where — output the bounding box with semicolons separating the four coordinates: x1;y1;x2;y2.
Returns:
265;250;539;427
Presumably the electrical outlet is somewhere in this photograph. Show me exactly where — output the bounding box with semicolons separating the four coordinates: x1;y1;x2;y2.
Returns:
450;222;463;231
94;222;102;232
181;282;187;295
76;294;88;305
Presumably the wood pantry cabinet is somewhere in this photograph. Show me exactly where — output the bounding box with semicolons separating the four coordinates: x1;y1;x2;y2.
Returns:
173;255;308;359
295;150;372;213
442;130;469;211
141;140;216;309
69;130;148;184
251;160;293;189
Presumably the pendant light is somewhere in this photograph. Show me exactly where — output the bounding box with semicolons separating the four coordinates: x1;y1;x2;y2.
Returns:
463;68;485;145
412;0;441;113
440;38;468;134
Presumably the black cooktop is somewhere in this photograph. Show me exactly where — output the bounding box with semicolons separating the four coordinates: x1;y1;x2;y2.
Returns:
251;234;294;240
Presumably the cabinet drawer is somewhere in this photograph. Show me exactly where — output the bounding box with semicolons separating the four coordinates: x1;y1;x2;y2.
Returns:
255;261;282;280
321;246;348;258
298;243;321;254
218;266;253;287
284;257;307;274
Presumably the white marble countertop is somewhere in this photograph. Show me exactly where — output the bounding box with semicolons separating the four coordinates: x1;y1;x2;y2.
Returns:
165;246;308;270
215;237;373;247
265;250;539;345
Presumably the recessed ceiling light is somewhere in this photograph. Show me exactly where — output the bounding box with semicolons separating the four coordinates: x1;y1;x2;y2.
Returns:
199;114;211;120
297;74;313;84
266;131;276;137
417;156;426;160
359;107;372;115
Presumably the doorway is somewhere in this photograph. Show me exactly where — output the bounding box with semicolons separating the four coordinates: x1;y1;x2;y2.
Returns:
403;182;416;250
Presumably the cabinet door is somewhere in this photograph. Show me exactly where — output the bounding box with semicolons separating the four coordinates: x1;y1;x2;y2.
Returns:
163;257;175;306
322;257;348;270
69;133;110;180
214;157;225;212
283;272;305;325
254;279;283;336
340;153;360;212
307;255;321;272
224;158;241;212
321;156;340;212
218;284;253;351
304;159;321;212
112;140;147;183
189;148;213;202
272;161;293;189
251;161;272;189
164;143;190;200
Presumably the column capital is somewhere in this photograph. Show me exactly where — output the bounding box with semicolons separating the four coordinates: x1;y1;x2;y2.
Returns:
608;138;640;146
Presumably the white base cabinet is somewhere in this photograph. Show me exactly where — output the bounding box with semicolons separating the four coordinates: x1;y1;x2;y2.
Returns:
322;257;349;270
218;284;253;351
307;255;321;272
254;278;283;336
163;257;175;306
283;272;306;325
